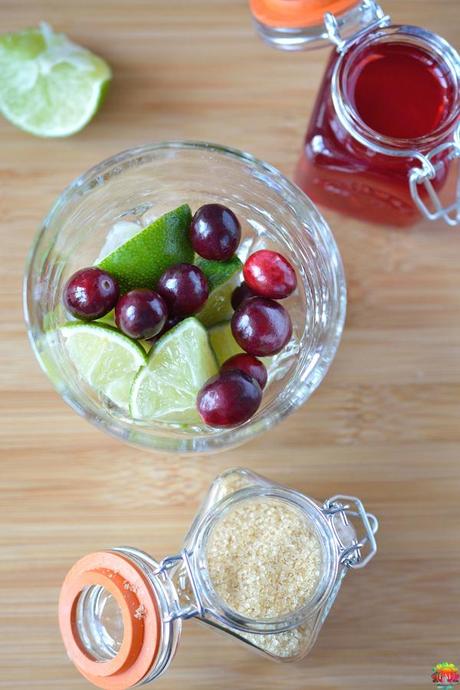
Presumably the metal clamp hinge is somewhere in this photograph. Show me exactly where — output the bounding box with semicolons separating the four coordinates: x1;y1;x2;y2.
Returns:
409;131;460;227
324;0;389;53
152;550;204;621
323;495;378;569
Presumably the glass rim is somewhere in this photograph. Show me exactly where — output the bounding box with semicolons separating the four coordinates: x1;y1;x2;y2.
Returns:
24;140;346;454
332;24;460;156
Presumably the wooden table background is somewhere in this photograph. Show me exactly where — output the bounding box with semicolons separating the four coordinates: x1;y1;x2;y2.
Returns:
1;1;459;688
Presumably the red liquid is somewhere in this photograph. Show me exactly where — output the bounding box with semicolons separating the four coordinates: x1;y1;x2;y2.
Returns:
352;43;450;139
295;36;456;227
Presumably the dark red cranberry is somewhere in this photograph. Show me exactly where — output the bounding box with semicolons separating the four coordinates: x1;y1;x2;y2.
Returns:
231;281;256;310
221;353;267;390
231;297;292;357
157;263;209;317
63;267;119;320
243;250;297;300
197;370;262;427
190;204;241;261
115;289;167;339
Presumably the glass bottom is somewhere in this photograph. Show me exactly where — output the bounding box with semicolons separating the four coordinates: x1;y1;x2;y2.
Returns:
76;586;124;661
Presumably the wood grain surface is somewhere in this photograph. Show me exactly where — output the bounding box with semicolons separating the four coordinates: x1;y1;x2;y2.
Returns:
1;1;459;688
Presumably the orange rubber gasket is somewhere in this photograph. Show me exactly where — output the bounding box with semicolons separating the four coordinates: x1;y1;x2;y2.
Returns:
59;551;161;690
250;0;358;29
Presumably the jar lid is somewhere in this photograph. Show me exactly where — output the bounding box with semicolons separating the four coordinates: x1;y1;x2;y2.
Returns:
250;0;359;29
59;551;162;689
250;0;386;50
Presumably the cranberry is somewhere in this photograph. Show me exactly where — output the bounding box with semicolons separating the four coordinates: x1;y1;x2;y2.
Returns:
197;370;262;427
190;204;241;261
231;281;256;310
157;263;209;317
243;250;297;300
115;289;167;339
221;353;267;390
231;297;292;357
63;267;119;320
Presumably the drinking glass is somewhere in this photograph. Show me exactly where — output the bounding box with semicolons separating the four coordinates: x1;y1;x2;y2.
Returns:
24;141;346;453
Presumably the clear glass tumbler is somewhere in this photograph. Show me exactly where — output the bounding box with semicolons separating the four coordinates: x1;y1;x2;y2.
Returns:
24;141;346;454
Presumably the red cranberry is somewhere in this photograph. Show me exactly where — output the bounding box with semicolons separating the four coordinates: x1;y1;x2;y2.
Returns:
243;250;297;299
221;353;267;390
63;267;119;320
115;289;167;339
231;281;256;310
197;370;262;427
157;263;209;317
190;204;241;261
231;297;292;357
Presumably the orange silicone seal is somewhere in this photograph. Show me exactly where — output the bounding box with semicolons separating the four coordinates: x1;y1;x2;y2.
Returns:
250;0;358;28
59;551;161;690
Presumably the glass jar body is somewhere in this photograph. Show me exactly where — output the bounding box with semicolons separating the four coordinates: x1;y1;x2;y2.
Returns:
295;26;460;227
179;468;352;662
59;469;378;688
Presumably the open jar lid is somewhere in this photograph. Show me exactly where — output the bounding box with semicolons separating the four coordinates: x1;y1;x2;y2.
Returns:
59;551;165;689
250;0;388;50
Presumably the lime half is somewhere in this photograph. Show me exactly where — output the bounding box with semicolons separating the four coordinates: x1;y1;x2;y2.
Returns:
196;255;242;327
98;204;193;294
0;23;111;137
60;322;146;411
131;318;218;424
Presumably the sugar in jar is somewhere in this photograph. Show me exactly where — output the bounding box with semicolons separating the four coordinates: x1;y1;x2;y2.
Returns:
59;468;378;688
250;0;460;227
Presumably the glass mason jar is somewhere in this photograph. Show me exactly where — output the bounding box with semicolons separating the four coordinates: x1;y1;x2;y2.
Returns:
59;468;378;688
250;0;460;227
24;141;346;454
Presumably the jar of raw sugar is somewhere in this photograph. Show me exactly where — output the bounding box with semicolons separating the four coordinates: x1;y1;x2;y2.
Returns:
250;0;460;227
59;468;378;688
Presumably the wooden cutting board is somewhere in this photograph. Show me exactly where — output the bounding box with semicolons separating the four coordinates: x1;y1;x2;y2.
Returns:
1;1;459;688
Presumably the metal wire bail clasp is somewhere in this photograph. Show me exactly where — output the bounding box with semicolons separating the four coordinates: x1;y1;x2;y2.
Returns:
323;495;378;569
409;128;460;226
324;0;387;53
152;550;205;621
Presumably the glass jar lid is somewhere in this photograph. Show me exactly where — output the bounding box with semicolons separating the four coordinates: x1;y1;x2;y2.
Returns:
250;0;388;50
59;550;178;689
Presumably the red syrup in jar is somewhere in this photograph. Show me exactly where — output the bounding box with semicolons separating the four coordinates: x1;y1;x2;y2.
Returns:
295;38;458;227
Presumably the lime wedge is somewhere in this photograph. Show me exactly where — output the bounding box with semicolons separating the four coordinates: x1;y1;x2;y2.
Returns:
196;256;242;327
196;256;243;292
0;23;111;137
98;204;193;294
60;322;146;411
208;321;244;366
131;318;218;424
95;309;115;327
